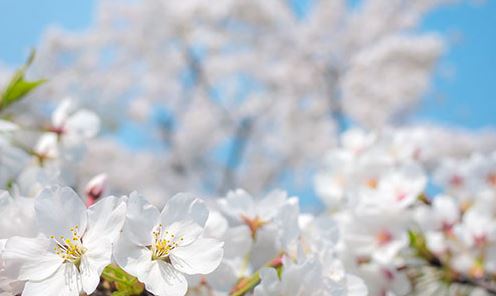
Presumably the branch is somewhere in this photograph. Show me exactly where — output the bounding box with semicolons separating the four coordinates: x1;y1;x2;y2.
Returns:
323;65;347;133
408;230;496;295
219;117;253;193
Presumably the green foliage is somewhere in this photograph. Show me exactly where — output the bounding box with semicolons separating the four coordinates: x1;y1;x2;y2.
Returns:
408;229;435;262
0;50;46;112
231;271;261;296
101;264;144;296
230;256;283;296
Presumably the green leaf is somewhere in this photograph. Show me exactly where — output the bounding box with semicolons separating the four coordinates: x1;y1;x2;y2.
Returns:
102;264;144;296
408;229;440;266
112;291;132;296
408;230;418;247
0;49;46;111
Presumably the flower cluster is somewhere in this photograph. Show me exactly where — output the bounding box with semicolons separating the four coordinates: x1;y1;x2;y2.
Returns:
1;69;496;296
315;129;496;295
0;88;366;296
0;186;227;296
2;55;496;296
1;0;496;295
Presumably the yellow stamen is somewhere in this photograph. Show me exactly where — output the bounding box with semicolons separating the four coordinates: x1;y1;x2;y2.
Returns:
149;224;182;262
50;225;86;269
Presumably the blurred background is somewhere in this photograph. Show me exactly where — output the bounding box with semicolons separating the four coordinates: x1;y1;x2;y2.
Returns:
1;0;495;209
1;0;495;128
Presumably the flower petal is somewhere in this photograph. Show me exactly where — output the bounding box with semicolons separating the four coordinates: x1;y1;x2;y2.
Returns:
22;263;82;296
160;193;208;229
223;225;252;259
79;246;109;294
137;260;187;296
254;267;280;296
166;219;205;247
2;236;63;281
346;274;368;296
35;187;87;239
114;232;152;277
34;133;58;159
170;238;223;275
218;189;255;222
122;192;158;246
258;190;290;220
204;261;239;292
52;99;73;128
84;195;127;246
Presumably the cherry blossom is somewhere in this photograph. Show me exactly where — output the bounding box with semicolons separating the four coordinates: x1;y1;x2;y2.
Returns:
114;192;224;296
2;187;126;296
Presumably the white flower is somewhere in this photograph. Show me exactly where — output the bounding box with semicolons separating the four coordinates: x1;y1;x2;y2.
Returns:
33;133;59;162
415;194;460;233
453;207;496;249
255;255;366;296
2;186;126;296
218;189;288;228
433;157;475;202
297;216;367;296
314;150;356;209
218;189;299;269
218;189;299;245
114;192;224;296
49;98;100;140
298;214;339;256
186;210;252;294
361;163;427;210
314;145;394;210
34;98;100;163
254;257;324;296
355;263;411;296
342;210;409;265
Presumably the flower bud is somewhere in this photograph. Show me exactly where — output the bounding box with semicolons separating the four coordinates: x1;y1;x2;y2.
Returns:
85;173;107;206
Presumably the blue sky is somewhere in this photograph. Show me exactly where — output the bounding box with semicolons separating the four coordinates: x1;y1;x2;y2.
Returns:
418;1;496;129
0;0;495;129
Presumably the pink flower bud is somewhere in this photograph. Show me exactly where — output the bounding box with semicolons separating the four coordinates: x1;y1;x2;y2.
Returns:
85;173;107;207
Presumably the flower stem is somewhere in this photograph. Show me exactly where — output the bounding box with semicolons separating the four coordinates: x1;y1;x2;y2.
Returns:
230;255;283;296
408;230;496;294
